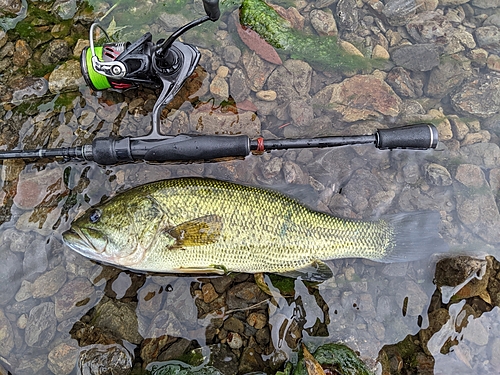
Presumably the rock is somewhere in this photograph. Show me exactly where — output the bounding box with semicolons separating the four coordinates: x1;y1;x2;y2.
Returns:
14;167;67;210
0;248;22;305
229;68;250;102
382;0;418;26
247;312;267;329
475;26;500;55
386;67;422;98
454;164;500;243
241;50;277;92
461;130;491;146
79;344;133;375
406;12;475;54
0;309;14;357
226;282;268;310
137;282;165;319
452;75;500;118
48;342;79;375
267;59;312;100
473;0;498;7
394;280;429;317
426;163;452;186
48;59;85;93
25;302;57;347
336;0;359;32
372;45;390;60
227;332;243;349
426;54;472;98
210;74;229;98
488;54;500;72
238;347;265;374
93;298;143;344
13;40;31;67
310;9;338;36
288;99;314;127
314;74;402;122
202;283;218;303
40;39;70;65
31;265;67;299
391;44;440;72
22;241;48;278
256;90;277;101
54;277;96;321
189;108;261;137
13;355;47;375
52;0;78;19
0;0;22;15
459;143;500;169
223;45;241;64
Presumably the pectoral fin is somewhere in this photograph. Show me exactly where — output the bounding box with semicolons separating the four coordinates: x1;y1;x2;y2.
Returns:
276;260;333;282
166;214;223;248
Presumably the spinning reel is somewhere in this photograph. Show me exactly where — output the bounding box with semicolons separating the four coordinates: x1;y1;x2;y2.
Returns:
80;0;220;137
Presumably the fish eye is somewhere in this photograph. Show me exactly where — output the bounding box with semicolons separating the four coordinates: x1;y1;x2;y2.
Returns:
89;209;101;223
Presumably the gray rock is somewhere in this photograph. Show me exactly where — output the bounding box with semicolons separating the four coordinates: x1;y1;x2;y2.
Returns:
386;67;422;98
51;0;78;19
475;26;500;55
426;163;452;186
14;355;47;375
226;282;268;310
267;60;312;100
459;143;500;169
25;302;57;347
137;281;165;319
310;9;338;36
223;45;241;64
472;0;498;7
454;163;500;243
48;59;85;94
451;75;500;118
22;241;48;279
229;68;250;102
31;265;67;299
288;99;314;128
93;298;143;344
79;344;132;375
54;277;96;321
0;247;22;305
391;44;440;72
382;0;417;26
0;309;14;357
426;54;472;98
336;0;359;32
40;39;70;65
0;0;22;15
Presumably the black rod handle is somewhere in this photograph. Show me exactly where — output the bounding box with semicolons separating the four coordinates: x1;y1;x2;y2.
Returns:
202;0;220;21
375;124;438;150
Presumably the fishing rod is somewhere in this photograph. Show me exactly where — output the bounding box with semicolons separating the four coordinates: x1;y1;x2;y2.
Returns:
0;124;438;165
0;0;439;166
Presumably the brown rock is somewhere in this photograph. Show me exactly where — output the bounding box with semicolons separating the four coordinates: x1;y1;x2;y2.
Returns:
314;74;402;122
13;40;32;67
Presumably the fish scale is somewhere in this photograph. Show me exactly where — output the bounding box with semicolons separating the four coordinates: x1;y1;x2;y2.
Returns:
63;177;447;280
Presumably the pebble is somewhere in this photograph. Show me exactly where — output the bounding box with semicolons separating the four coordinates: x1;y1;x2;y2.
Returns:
25;302;57;347
227;332;243;349
47;342;79;375
256;90;277;101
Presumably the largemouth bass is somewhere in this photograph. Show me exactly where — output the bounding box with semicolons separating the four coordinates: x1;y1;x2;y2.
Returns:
63;178;446;280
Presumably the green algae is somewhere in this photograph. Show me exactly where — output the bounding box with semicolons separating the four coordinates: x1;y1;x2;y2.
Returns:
239;0;375;72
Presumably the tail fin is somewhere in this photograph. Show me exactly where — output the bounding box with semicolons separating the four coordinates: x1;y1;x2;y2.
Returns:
377;211;448;263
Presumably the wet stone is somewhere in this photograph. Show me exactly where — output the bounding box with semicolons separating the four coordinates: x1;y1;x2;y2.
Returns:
22;241;48;279
31;265;67;299
13;40;32;67
202;283;218;303
382;0;418;26
426;163;452;186
229;68;250;102
0;248;22;305
79;344;133;375
14;355;47;375
426;54;472;98
138;282;165;319
391;44;440;72
224;316;245;335
310;9;338;36
47;342;79;375
40;39;70;65
452;75;500;118
25;301;57;347
475;26;500;55
227;282;268;310
267;59;312;100
93;298;143;344
55;277;95;321
48;59;85;94
0;309;14;357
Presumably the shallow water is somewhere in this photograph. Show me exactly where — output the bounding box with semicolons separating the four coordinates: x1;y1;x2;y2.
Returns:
1;0;500;373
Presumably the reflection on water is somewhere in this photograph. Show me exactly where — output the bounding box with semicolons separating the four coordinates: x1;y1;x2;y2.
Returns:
1;0;500;372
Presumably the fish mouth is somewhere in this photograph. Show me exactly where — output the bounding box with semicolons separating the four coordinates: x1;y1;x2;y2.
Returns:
62;227;106;258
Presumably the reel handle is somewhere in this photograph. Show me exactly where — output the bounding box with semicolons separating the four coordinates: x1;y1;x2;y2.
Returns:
203;0;220;21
